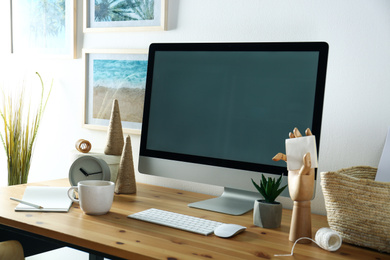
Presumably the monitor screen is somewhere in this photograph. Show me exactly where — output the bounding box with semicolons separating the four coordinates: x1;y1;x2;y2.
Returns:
139;42;328;215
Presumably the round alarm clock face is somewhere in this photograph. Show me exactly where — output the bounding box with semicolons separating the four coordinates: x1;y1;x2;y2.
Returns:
69;155;111;186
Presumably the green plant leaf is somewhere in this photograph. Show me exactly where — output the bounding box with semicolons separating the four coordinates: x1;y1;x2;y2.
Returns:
251;178;261;194
251;178;266;198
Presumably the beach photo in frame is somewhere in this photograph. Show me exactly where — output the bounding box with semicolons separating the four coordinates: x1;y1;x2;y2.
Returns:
84;0;167;32
83;49;148;135
11;0;76;58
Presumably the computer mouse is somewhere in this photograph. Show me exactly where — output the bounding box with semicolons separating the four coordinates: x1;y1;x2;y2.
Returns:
214;224;246;238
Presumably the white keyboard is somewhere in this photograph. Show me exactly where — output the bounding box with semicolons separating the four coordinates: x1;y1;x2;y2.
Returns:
128;208;224;235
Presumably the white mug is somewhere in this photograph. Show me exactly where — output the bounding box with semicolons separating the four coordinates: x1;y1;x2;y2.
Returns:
67;180;115;215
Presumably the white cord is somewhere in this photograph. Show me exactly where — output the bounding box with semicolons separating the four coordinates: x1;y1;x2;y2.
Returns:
274;228;342;257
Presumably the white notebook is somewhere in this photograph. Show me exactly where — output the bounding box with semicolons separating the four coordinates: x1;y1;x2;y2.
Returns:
14;186;72;212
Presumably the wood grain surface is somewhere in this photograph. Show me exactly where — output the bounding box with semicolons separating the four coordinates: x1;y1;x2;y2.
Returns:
0;179;388;260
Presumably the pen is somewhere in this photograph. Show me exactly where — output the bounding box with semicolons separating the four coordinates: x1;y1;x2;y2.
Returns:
10;197;44;209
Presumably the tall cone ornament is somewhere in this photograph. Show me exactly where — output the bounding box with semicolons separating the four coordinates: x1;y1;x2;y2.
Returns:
115;135;136;194
104;99;124;155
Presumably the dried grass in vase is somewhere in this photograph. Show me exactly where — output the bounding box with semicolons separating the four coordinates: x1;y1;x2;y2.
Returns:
0;72;52;186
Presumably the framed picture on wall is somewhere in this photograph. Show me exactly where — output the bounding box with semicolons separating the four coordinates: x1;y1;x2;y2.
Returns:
83;49;148;135
83;0;167;32
11;0;76;58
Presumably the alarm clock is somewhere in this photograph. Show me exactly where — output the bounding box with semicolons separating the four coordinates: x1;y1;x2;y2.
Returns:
69;155;111;186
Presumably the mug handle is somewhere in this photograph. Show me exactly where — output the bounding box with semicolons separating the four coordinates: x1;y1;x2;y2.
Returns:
67;186;79;203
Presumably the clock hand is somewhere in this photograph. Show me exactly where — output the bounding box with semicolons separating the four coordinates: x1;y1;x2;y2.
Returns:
80;168;89;176
79;168;103;176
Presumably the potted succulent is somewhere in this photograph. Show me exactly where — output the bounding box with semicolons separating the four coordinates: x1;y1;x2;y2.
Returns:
251;174;287;228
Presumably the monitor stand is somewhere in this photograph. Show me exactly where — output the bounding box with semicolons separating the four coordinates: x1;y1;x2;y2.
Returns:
188;187;261;216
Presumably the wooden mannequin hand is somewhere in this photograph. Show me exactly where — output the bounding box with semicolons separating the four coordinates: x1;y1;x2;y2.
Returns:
272;128;315;201
287;153;315;201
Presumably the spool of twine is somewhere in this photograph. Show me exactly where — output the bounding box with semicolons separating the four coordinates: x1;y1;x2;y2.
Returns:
75;139;92;153
314;227;342;251
275;227;342;257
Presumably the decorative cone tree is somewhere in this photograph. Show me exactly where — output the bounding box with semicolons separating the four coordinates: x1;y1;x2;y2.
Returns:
115;135;136;194
104;99;124;156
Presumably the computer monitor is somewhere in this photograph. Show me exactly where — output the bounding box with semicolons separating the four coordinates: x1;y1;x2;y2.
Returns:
139;42;328;215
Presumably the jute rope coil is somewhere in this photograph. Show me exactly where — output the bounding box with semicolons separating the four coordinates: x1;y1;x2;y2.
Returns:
321;166;390;253
75;139;92;153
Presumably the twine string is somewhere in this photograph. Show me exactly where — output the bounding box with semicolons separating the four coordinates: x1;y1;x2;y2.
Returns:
274;228;342;257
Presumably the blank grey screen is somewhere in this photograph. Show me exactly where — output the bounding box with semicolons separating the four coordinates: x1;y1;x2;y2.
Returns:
146;51;319;167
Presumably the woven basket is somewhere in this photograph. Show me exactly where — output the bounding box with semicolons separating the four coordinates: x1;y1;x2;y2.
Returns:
321;166;390;253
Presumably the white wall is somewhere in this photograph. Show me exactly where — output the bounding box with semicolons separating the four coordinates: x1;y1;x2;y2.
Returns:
0;0;389;215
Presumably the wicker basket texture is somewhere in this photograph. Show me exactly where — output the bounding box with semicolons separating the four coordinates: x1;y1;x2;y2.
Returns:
321;166;390;253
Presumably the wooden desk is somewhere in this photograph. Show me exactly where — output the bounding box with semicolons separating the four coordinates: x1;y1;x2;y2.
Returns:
0;179;388;260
